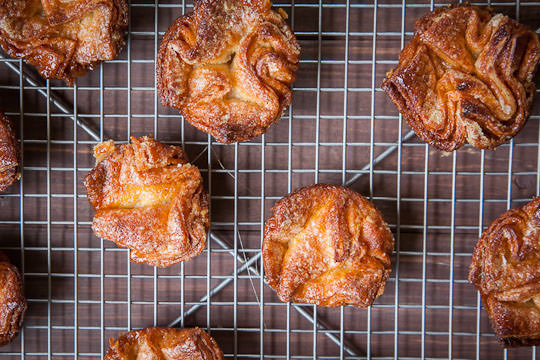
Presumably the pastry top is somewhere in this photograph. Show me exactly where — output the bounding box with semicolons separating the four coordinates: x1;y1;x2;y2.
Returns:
382;4;540;151
263;184;394;307
0;112;19;193
84;136;209;267
104;327;223;360
0;252;27;345
157;0;300;144
469;197;540;346
0;0;128;84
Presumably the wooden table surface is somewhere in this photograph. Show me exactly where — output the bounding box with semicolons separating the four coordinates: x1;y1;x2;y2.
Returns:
0;0;539;358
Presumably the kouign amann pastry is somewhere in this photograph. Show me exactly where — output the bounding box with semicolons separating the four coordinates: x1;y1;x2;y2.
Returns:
469;197;540;347
0;112;19;193
157;0;300;144
105;327;223;360
0;252;26;345
84;136;209;267
0;0;128;84
382;4;540;151
263;184;394;307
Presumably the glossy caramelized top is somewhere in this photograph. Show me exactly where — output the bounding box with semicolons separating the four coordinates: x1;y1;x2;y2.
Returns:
157;0;300;143
470;197;540;346
382;4;540;151
0;112;19;193
0;0;128;83
84;136;209;267
105;327;223;360
0;252;26;345
263;184;394;307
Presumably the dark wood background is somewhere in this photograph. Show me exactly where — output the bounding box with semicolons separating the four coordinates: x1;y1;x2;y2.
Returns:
0;0;540;358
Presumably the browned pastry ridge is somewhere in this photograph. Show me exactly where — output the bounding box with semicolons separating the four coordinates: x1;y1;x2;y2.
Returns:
382;4;540;151
156;0;300;144
0;252;27;345
469;197;540;347
0;112;19;193
84;136;209;267
0;0;128;84
105;327;223;360
263;184;394;307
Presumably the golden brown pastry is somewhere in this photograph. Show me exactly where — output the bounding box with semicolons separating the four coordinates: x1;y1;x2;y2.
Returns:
469;197;540;347
156;0;300;144
0;112;19;193
263;184;394;307
0;252;26;345
105;327;223;360
382;4;540;151
84;136;209;267
0;0;128;84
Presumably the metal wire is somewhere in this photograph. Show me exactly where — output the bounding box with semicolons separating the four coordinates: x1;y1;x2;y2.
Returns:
0;0;539;359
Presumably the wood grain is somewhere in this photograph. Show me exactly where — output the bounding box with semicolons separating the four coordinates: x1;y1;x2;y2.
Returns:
0;0;539;358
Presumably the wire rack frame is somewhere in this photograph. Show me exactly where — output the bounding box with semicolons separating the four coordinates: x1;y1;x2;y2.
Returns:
0;0;539;359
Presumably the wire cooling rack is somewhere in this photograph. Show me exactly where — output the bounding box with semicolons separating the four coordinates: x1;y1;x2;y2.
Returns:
0;0;539;359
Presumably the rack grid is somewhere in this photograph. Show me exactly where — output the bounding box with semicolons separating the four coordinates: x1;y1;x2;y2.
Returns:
0;0;539;359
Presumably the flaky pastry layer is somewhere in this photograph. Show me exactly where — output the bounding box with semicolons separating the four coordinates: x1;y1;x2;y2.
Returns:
105;327;223;360
0;252;26;345
263;184;394;307
157;0;300;143
84;136;209;267
0;0;128;84
0;112;19;193
470;197;540;346
382;4;540;151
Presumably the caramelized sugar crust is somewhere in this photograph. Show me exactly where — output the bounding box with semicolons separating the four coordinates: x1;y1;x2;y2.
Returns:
157;0;300;144
84;136;209;267
0;112;19;193
469;197;540;347
105;327;223;360
0;0;128;84
0;252;26;345
263;184;394;307
382;4;540;151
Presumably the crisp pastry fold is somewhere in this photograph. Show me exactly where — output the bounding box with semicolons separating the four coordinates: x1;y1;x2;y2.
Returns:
469;197;540;346
0;252;26;345
263;184;394;307
382;4;540;151
105;327;223;360
157;0;300;144
84;136;209;267
0;112;19;193
0;0;128;84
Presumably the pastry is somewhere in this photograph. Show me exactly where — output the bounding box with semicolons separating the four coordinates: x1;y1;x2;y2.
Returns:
105;327;223;359
0;0;128;84
0;252;26;345
262;184;394;307
469;197;540;347
84;136;209;267
382;4;540;151
156;0;300;144
0;112;19;193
